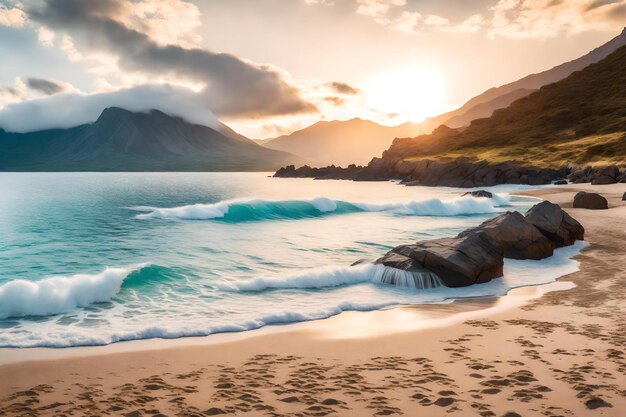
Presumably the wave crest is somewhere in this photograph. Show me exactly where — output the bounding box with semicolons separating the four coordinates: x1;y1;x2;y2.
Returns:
133;194;511;221
0;264;149;319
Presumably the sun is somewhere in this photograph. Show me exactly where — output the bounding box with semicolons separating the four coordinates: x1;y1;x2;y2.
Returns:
363;68;446;123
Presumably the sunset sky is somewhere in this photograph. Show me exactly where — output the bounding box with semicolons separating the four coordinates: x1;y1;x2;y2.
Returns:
0;0;624;137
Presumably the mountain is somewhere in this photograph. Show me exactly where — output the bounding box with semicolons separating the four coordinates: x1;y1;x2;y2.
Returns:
383;44;626;168
0;107;302;171
258;118;421;166
421;27;626;131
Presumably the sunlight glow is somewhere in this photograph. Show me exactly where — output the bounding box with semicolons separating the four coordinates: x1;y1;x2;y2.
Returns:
364;68;446;122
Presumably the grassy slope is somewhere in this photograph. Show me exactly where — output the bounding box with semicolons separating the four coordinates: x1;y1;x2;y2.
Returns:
390;45;626;168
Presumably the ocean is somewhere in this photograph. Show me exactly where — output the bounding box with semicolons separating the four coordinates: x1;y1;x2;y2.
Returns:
0;172;584;347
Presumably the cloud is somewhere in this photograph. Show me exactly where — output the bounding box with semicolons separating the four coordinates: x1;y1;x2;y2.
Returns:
323;96;346;105
0;86;21;108
26;77;67;95
0;84;220;133
327;81;360;95
356;0;406;23
490;0;626;38
304;0;335;5
0;2;26;27
37;26;55;46
24;0;317;119
355;0;485;35
353;0;623;37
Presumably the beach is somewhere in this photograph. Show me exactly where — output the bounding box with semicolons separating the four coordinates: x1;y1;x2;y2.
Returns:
1;183;624;417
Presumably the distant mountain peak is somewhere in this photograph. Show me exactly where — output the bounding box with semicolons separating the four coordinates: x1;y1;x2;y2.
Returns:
0;107;302;171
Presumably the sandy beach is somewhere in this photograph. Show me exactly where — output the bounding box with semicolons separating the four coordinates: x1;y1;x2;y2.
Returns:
1;183;624;417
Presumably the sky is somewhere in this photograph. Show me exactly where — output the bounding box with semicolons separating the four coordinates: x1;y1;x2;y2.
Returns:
0;0;624;138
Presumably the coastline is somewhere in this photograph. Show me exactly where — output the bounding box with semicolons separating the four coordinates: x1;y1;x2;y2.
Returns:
1;183;624;416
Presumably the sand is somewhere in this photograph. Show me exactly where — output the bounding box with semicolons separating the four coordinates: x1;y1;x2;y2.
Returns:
0;183;624;417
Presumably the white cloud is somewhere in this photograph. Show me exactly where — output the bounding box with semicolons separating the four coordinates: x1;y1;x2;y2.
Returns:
0;84;219;133
119;0;203;47
0;3;26;27
304;0;335;5
353;0;623;37
356;0;406;24
424;14;449;27
489;0;626;39
391;11;422;34
37;26;55;46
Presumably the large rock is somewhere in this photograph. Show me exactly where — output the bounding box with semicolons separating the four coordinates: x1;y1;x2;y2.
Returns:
458;211;553;260
376;232;504;288
623;192;626;201
591;165;619;185
525;201;585;247
461;190;493;199
573;192;608;210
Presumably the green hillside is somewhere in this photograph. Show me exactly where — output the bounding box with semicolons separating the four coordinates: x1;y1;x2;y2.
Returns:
385;45;626;168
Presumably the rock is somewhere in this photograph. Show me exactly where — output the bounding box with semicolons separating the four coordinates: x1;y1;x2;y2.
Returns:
458;211;554;260
591;165;619;185
585;397;612;409
553;179;568;185
592;176;617;185
275;157;568;187
377;232;504;288
623;192;626;201
525;201;584;247
573;191;608;210
461;190;493;198
374;200;584;289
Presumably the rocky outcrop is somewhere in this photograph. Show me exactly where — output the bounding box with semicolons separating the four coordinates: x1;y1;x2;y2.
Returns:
458;211;554;260
376;233;504;288
275;158;568;188
461;190;493;198
569;165;625;185
525;201;585;247
374;201;583;287
573;192;608;210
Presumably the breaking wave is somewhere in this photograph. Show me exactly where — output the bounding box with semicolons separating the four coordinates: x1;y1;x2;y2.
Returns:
0;264;149;319
219;263;443;292
133;194;511;221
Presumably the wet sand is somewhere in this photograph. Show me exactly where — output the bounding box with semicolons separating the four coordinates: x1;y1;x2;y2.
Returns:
1;183;624;417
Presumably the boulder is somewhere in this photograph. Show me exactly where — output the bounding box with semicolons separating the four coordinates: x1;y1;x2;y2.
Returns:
573;192;608;210
553;180;568;185
461;190;493;199
458;211;554;260
623;192;626;201
525;201;585;247
591;165;619;185
376;232;504;288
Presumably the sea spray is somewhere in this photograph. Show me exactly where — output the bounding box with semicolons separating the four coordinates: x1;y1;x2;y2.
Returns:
219;264;443;292
133;194;512;221
0;264;149;319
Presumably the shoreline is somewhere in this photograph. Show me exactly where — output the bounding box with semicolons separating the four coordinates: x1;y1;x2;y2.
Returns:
0;280;576;367
1;183;624;416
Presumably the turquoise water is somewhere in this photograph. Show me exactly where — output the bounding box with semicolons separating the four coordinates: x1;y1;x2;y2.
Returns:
0;173;582;347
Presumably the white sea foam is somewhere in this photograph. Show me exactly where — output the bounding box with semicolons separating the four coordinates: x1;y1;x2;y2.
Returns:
0;264;148;319
354;194;511;216
219;264;443;292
